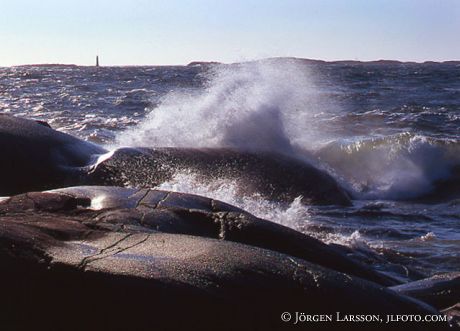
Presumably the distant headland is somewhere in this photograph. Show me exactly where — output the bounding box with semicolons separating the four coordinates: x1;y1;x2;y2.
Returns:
14;64;78;68
225;57;460;66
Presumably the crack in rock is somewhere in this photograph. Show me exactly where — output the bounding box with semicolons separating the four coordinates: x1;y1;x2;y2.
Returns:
137;191;171;210
77;233;152;270
134;189;150;209
155;191;171;209
77;233;137;269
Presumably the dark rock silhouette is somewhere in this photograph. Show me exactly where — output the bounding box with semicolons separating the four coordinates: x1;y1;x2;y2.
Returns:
0;114;105;195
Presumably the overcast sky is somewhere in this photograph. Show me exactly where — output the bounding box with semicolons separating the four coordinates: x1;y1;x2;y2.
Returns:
1;0;459;66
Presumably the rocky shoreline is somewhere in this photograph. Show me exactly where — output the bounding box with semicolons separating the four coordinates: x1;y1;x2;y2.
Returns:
0;115;458;330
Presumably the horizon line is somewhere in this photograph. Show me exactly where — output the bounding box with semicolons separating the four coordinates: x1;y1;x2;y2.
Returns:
2;56;460;68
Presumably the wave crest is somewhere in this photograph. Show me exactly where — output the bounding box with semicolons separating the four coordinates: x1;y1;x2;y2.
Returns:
316;133;460;200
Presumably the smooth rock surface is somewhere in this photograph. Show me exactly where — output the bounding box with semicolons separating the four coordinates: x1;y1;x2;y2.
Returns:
0;187;445;330
44;186;391;285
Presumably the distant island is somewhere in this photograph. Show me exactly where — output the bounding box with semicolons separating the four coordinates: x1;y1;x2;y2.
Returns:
232;57;460;66
14;63;78;68
165;58;460;67
187;61;222;67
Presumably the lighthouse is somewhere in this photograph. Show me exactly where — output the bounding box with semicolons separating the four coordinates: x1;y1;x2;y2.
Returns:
96;55;100;67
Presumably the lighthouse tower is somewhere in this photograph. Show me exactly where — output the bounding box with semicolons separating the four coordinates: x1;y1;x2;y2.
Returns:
96;55;100;67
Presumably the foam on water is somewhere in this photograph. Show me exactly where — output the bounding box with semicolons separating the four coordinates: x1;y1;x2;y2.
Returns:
420;232;437;241
316;133;460;200
156;171;311;231
154;171;385;254
323;230;376;252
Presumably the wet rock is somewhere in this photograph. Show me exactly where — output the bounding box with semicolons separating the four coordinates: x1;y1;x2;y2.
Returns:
42;186;390;285
87;147;352;206
0;187;444;330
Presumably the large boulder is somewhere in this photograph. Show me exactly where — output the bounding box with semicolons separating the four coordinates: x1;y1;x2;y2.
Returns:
87;147;352;205
0;114;106;195
26;186;391;285
0;187;446;330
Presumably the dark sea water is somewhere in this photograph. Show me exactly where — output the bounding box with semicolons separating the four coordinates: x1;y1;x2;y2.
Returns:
1;59;459;282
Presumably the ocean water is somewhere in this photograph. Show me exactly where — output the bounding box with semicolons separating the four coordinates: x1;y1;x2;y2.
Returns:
1;59;459;282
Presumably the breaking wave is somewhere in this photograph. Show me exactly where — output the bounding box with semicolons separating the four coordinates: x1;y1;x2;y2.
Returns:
116;60;460;202
316;133;460;200
115;59;336;154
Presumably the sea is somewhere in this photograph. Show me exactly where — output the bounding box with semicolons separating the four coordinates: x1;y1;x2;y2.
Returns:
1;58;459;283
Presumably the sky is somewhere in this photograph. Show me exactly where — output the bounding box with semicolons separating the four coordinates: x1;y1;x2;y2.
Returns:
0;0;459;66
